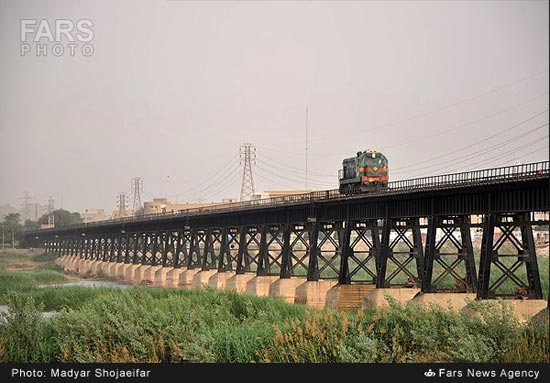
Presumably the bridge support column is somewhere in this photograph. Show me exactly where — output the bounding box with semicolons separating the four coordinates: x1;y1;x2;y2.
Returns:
154;267;174;287
208;272;232;290
269;277;307;303
294;280;338;308
225;273;255;292
325;284;377;310
165;267;187;287
142;265;163;284
363;287;420;309
81;259;94;274
65;257;78;271
115;263;130;279
133;264;150;283
91;261;105;275
192;269;218;289
246;276;279;296
100;261;113;275
106;262;120;278
75;258;87;273
124;263;141;282
178;268;201;289
410;292;477;311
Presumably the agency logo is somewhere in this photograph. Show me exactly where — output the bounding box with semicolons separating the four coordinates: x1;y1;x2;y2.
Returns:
424;369;436;378
20;19;94;57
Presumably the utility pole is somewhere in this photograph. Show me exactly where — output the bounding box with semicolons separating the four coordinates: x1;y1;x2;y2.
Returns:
116;193;128;217
20;191;32;222
131;177;143;215
239;143;256;201
305;106;308;191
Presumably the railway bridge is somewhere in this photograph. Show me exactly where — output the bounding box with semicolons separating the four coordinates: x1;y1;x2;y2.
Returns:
23;161;549;316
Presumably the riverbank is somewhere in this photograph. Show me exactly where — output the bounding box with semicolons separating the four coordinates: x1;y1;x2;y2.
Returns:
0;250;548;363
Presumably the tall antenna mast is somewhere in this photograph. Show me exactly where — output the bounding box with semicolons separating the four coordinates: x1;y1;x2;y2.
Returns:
239;143;256;201
305;106;308;190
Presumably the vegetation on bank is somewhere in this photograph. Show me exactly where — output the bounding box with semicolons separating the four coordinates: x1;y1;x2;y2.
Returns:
0;288;548;363
0;250;548;363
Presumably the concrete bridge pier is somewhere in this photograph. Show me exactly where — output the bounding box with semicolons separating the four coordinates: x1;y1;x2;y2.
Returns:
410;293;477;311
225;273;255;292
141;265;163;284
363;288;421;309
91;261;105;275
294;280;337;308
246;276;279;296
178;268;201;289
114;263;129;279
192;269;218;289
269;277;307;303
124;264;142;282
164;268;187;287
100;261;112;275
153;267;173;287
207;272;232;290
74;258;86;273
325;284;378;310
133;265;151;284
80;260;94;274
64;257;76;271
106;262;120;278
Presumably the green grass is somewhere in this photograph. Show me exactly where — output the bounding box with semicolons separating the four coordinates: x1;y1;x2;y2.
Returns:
0;288;547;363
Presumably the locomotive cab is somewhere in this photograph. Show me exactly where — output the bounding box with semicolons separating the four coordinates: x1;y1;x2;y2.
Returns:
339;149;388;194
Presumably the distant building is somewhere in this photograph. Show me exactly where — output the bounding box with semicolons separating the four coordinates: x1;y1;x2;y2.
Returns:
252;190;312;200
82;208;108;223
143;198;228;215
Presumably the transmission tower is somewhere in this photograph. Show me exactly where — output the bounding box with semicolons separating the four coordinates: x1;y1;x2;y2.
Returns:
116;193;128;217
131;177;143;214
239;143;256;201
20;191;32;221
47;196;55;214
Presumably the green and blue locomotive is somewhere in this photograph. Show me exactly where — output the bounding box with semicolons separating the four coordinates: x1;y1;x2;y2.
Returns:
338;149;389;194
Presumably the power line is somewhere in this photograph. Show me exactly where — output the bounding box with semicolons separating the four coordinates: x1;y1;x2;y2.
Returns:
144;153;239;200
406;135;549;178
392;122;549;175
385;91;549;150
184;164;241;202
394;109;549;171
256;158;333;180
310;70;549;143
257;152;334;177
255;165;335;188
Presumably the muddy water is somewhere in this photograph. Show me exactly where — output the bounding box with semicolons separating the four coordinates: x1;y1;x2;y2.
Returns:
38;280;130;289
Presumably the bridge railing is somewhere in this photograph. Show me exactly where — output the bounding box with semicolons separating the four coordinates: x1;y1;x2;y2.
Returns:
386;161;549;192
27;161;549;232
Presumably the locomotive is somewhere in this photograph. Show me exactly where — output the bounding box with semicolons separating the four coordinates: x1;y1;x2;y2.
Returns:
338;149;389;194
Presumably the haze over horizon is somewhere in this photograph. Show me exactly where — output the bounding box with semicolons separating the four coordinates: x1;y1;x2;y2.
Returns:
0;0;548;215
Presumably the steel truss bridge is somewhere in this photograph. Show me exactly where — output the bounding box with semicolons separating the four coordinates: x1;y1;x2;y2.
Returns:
23;161;549;299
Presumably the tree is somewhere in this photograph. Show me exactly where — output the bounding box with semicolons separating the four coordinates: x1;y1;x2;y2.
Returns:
2;213;23;244
24;219;40;231
134;208;144;217
38;209;83;227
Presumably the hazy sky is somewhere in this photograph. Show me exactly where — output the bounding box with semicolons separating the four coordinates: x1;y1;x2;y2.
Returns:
0;0;548;214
